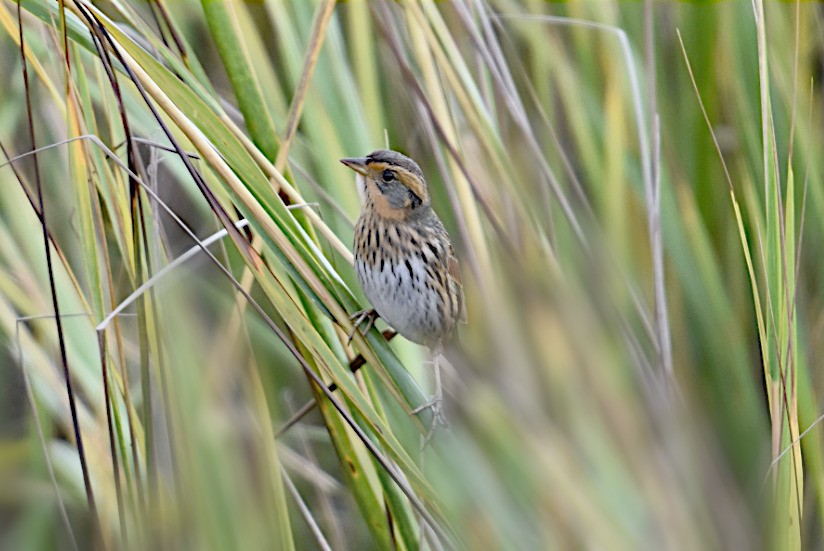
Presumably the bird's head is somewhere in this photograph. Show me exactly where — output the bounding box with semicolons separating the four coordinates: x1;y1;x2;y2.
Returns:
340;149;430;220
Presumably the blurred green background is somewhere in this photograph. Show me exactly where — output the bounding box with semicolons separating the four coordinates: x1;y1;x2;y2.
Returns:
0;0;821;549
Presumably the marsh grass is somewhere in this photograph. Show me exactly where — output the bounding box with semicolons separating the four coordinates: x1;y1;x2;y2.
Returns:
0;1;822;549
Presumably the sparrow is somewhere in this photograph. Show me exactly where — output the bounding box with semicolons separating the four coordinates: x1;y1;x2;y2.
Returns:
341;149;463;439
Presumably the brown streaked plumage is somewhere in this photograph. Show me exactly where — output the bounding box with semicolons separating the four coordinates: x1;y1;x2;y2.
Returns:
341;149;462;437
341;150;462;348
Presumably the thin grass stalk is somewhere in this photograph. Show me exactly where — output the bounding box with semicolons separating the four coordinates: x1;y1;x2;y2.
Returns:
97;331;128;544
57;110;447;546
15;318;80;551
753;1;803;546
218;0;337;393
87;4;437;432
15;0;100;535
282;466;334;551
8;2;824;547
81;9;167;527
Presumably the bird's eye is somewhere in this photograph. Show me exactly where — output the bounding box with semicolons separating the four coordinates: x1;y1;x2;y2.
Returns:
382;170;395;182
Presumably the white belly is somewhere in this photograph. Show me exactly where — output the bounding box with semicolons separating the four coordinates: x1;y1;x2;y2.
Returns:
355;256;444;346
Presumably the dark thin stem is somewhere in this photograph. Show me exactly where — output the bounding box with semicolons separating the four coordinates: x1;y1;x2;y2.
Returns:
81;15;145;532
370;2;519;260
58;0;71;79
16;0;100;533
134;153;185;505
98;333;127;541
153;0;189;65
146;0;171;51
114;137;201;159
74;4;451;544
79;2;185;523
75;2;251;257
275;330;397;439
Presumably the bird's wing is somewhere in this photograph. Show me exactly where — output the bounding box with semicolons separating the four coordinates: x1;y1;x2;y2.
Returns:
447;245;467;324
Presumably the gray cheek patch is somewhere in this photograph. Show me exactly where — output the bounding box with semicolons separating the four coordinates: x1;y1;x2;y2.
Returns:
385;187;409;209
407;188;422;209
373;179;422;210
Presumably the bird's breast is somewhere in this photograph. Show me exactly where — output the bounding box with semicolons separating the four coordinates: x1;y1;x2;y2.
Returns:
354;215;457;346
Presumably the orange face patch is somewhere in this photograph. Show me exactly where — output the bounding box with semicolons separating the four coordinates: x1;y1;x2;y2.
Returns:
367;179;406;220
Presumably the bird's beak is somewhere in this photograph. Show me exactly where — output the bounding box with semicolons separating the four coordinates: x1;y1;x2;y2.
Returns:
340;157;369;176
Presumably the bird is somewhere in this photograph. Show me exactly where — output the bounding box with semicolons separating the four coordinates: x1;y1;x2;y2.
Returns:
340;149;463;441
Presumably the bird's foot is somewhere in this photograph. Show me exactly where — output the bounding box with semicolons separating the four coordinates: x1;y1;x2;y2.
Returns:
411;395;448;449
347;308;379;344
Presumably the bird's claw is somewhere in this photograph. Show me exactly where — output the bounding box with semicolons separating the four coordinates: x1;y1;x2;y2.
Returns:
411;396;448;449
347;308;378;344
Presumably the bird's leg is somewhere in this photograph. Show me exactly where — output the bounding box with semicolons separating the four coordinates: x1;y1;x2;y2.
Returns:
347;308;379;344
411;349;448;448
